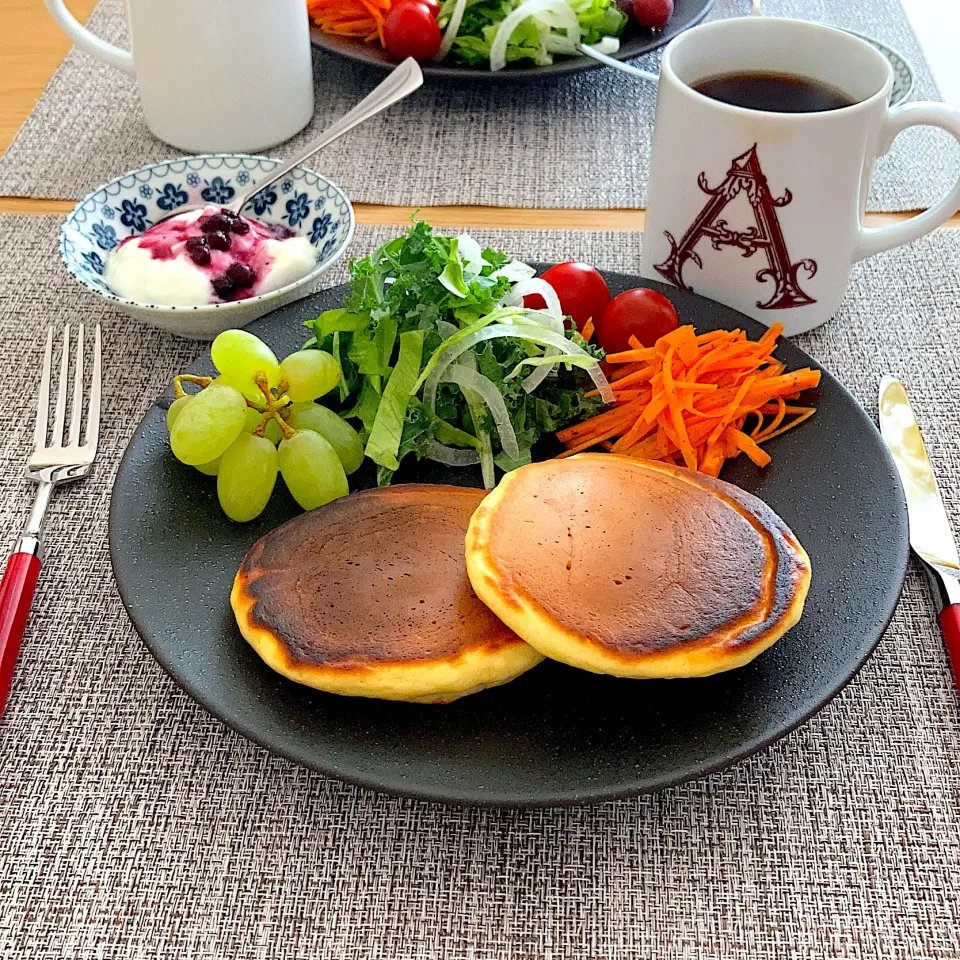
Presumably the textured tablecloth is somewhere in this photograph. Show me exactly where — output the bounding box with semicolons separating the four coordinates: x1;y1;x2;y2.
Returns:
0;214;959;958
0;0;956;212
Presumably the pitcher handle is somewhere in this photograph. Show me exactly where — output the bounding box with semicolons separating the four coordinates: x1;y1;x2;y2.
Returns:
44;0;134;75
854;101;960;262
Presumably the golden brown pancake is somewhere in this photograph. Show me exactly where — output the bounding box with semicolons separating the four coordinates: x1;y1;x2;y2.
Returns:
465;454;811;678
231;484;543;703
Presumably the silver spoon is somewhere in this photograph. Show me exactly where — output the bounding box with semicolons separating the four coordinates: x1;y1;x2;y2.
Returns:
158;57;424;223
575;43;659;82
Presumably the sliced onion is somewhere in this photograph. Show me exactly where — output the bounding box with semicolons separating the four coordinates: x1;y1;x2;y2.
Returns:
504;278;562;319
436;0;468;61
495;298;565;338
503;279;564;386
477;432;496;490
489;0;580;72
586;37;620;56
442;366;520;461
508;353;602;378
521;361;557;393
423;323;614;411
424;440;481;467
491;261;536;283
455;233;487;275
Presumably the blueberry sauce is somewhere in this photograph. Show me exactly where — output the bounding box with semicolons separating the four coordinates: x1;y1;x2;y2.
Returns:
113;205;291;300
208;230;231;251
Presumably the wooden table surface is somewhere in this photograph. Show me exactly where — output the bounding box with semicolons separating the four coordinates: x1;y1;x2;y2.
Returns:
0;0;955;233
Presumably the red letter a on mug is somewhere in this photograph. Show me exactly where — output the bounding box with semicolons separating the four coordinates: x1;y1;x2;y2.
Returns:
654;145;818;310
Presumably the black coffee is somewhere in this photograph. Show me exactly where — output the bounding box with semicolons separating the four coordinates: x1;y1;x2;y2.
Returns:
692;71;856;113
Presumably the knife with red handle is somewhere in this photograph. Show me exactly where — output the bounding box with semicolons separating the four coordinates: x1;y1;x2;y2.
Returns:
879;377;960;694
941;605;960;690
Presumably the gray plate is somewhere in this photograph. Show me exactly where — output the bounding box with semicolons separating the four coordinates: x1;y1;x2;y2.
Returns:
310;0;713;81
109;270;908;807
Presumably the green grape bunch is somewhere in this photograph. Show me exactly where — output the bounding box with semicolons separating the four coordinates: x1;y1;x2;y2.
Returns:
166;329;363;522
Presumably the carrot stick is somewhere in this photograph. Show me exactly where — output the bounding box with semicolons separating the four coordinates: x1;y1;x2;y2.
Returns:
662;325;699;366
607;389;647;402
756;322;785;353
756;407;816;442
754;398;786;439
660;346;697;471
612;413;656;453
707;375;756;445
605;347;657;364
606;367;657;391
556;397;647;444
606;362;647;383
727;428;772;467
582;317;595;342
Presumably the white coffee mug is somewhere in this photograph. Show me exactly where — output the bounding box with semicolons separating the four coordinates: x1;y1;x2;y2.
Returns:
44;0;315;153
641;17;960;335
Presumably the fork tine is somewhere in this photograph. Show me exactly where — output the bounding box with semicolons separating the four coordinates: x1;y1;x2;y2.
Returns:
84;324;102;452
32;327;53;452
68;323;85;447
51;323;71;447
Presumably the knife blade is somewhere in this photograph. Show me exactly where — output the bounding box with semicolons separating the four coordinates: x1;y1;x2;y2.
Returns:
879;376;960;693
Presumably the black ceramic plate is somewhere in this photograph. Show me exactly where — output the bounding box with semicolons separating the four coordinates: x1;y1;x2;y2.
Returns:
110;269;908;807
309;0;713;81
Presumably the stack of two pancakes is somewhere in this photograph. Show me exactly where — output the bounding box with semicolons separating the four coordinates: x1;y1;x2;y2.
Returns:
232;455;812;704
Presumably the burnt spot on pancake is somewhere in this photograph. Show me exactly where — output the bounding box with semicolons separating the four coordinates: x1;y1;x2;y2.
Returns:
237;485;523;670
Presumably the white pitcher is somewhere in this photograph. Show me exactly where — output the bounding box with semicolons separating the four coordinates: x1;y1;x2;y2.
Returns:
44;0;315;153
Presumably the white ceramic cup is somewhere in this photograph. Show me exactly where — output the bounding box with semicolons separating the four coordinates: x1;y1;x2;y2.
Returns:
640;17;960;335
44;0;315;153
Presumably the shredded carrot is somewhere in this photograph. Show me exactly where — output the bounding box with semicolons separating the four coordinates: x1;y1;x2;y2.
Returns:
606;362;647;383
308;0;395;43
557;321;820;476
606;347;658;364
728;428;772;467
582;317;595;342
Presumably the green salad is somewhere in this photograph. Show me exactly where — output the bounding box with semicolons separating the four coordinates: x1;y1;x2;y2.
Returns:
436;0;627;70
305;221;612;487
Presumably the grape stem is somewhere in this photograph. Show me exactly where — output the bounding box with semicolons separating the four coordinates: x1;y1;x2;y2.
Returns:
171;372;294;425
272;412;297;441
173;374;214;398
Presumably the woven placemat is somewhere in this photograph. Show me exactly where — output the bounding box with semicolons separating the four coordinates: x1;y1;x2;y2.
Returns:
0;0;955;212
1;215;959;959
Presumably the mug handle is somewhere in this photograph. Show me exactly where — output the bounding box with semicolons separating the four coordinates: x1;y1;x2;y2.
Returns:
854;102;960;261
44;0;134;75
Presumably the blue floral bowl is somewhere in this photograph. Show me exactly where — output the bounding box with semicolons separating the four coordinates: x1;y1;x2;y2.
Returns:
61;155;355;339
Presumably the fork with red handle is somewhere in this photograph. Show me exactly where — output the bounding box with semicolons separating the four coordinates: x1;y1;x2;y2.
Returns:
0;324;101;719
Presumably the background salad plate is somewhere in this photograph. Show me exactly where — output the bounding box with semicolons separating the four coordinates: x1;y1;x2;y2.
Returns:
310;0;713;80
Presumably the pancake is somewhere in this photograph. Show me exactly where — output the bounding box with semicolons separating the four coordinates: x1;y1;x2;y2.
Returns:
231;484;543;703
465;454;811;678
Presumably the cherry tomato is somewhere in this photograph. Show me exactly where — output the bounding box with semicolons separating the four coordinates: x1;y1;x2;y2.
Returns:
523;262;611;332
632;0;674;29
415;0;441;11
383;1;442;61
596;288;680;353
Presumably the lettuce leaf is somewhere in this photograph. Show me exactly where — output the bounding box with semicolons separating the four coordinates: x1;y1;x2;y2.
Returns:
364;330;425;473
